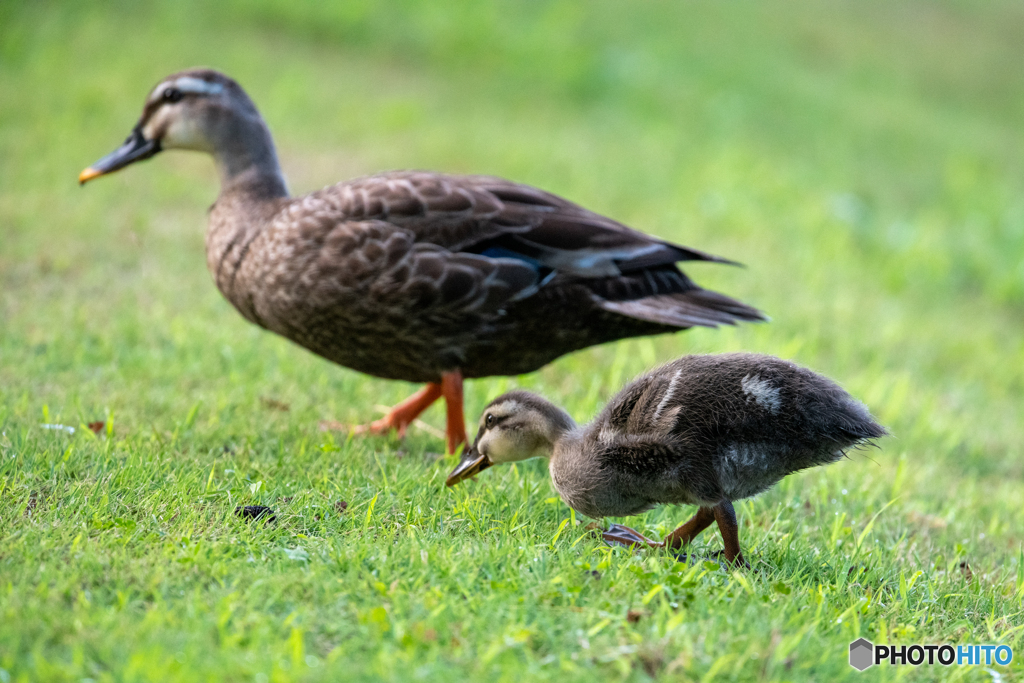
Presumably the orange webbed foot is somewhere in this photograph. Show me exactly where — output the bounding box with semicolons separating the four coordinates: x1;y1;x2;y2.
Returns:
323;371;468;455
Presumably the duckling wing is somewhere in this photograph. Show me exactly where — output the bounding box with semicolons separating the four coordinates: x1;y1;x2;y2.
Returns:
599;367;689;439
579;369;727;507
586;434;726;509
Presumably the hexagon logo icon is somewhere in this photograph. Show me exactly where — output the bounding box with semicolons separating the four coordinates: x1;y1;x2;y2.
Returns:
849;638;874;671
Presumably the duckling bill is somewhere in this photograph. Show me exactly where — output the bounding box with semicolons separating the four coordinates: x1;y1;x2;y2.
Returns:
447;353;887;565
79;69;764;454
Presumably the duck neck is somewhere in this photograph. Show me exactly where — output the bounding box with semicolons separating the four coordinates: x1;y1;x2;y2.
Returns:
204;113;289;319
213;113;289;201
548;426;582;463
537;407;578;459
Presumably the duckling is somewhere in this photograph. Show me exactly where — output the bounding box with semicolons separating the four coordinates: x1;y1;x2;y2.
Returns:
446;353;886;564
79;69;764;453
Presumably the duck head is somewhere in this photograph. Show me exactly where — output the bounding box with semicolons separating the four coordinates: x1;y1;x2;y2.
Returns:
79;69;285;193
446;390;576;487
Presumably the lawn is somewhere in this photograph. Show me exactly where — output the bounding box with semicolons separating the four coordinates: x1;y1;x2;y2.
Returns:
2;1;1024;680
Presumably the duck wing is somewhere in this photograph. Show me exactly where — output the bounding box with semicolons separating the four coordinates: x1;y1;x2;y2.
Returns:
326;171;764;327
333;172;728;265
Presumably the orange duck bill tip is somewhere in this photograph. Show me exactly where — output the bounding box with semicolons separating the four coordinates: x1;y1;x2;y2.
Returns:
79;128;162;185
78;167;103;184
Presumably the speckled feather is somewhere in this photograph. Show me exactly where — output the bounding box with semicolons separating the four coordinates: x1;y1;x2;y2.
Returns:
208;170;765;382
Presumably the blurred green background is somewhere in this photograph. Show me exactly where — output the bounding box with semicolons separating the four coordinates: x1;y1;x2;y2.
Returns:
2;1;1024;681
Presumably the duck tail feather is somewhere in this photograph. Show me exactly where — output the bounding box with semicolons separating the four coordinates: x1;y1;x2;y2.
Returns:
598;289;767;329
838;417;890;442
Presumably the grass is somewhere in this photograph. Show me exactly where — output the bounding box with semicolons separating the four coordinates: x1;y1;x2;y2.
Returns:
2;0;1024;680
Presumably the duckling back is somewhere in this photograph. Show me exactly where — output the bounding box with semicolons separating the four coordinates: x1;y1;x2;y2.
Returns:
676;353;884;499
555;353;886;517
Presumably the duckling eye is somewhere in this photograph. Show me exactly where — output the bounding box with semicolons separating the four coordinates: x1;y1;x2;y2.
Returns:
485;413;495;429
162;87;183;103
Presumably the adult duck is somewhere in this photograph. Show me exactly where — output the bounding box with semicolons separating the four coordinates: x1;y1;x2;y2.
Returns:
79;69;764;453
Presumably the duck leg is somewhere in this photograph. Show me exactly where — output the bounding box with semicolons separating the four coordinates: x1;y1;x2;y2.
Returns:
348;370;466;454
603;507;716;550
440;369;467;454
712;500;747;566
602;503;747;566
663;506;716;550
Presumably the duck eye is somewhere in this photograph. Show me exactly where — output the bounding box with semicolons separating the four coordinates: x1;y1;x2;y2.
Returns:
485;413;495;429
162;87;183;103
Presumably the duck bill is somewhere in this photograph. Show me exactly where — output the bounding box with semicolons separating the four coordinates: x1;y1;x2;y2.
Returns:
445;444;492;487
79;127;161;184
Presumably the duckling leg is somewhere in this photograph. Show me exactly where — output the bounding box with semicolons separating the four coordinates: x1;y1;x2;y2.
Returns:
351;382;443;437
663;506;716;550
440;370;467;454
712;500;747;566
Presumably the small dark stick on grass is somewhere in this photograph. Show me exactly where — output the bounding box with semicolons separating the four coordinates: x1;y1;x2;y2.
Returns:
259;397;290;412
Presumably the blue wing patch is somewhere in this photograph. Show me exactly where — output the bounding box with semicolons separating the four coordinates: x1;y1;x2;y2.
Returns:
480;247;557;290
